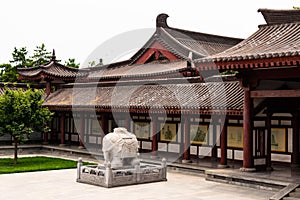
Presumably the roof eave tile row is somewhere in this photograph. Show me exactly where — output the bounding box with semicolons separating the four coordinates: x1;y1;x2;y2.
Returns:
43;81;244;115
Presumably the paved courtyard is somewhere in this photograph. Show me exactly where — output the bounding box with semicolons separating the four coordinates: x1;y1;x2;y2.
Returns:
0;169;275;200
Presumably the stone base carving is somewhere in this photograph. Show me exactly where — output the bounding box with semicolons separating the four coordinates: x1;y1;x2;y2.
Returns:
76;157;167;188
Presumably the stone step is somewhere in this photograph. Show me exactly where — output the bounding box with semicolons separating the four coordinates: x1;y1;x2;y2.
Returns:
289;192;300;198
295;188;300;192
206;171;286;192
269;183;299;200
283;197;300;200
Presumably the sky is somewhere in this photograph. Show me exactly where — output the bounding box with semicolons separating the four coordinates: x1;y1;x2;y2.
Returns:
0;0;299;67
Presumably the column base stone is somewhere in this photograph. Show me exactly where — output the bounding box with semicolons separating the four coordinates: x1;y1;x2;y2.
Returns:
218;164;229;169
239;167;256;172
182;159;192;164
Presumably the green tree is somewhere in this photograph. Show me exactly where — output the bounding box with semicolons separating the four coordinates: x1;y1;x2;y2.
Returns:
88;58;104;67
30;43;52;66
65;58;80;68
1;47;33;82
88;60;96;67
0;88;53;164
10;47;32;68
0;64;18;82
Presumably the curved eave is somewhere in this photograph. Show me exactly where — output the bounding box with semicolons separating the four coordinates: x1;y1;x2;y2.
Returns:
197;51;300;63
17;60;89;81
195;55;300;71
45;105;243;116
18;71;87;81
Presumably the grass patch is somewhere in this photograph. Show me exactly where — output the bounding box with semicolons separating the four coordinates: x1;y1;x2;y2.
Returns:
0;156;93;174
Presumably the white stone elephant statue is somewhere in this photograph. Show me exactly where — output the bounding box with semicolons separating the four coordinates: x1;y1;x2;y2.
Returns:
102;127;139;168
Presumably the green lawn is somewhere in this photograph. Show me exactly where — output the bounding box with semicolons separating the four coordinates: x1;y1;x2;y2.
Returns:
0;156;93;174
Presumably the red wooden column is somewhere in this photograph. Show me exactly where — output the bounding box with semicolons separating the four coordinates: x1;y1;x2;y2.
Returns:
78;114;85;149
101;113;108;136
59;113;65;146
100;113;109;148
182;115;191;163
45;81;51;97
266;113;272;170
241;87;255;171
292;112;300;166
151;115;158;157
219;118;228;168
211;116;218;160
124;114;131;131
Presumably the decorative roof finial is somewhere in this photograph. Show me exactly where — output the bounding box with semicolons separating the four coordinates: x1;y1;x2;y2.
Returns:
51;49;56;61
156;13;169;28
188;51;195;69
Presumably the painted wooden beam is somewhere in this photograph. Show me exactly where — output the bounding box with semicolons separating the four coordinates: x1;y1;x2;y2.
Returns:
251;90;300;98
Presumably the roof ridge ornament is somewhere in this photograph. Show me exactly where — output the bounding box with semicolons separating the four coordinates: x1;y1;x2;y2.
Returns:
51;49;56;61
188;51;196;69
156;13;169;28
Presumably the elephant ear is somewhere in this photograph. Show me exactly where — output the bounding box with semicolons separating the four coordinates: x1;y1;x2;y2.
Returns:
102;136;114;152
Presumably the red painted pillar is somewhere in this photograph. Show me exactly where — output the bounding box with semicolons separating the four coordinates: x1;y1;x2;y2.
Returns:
46;81;51;97
60;113;65;146
266;113;272;169
124;114;131;131
79;115;85;149
101;113;108;136
292;112;300;166
100;113;109;148
241;87;255;171
151;115;158;157
219;118;228;167
211;116;218;160
182;116;191;163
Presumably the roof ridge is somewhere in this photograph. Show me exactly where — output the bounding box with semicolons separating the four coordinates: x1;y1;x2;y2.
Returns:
86;59;131;71
168;26;243;42
160;27;206;57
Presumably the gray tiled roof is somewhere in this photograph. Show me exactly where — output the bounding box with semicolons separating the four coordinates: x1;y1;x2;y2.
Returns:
258;8;300;25
43;80;243;114
87;60;188;79
196;9;300;68
130;26;243;63
196;22;300;64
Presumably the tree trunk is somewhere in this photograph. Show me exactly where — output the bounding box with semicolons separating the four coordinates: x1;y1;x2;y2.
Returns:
13;137;18;165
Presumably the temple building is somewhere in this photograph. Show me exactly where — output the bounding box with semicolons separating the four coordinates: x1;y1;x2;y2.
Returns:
14;9;300;171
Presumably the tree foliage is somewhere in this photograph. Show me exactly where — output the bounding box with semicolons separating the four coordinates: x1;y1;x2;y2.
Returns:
0;64;18;83
10;47;32;68
88;58;103;67
65;58;80;68
30;43;52;66
0;88;53;164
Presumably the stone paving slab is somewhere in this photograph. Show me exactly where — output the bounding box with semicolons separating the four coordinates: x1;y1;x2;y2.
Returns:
0;169;275;200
